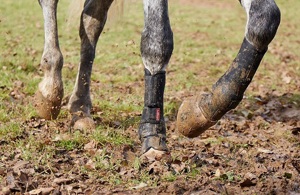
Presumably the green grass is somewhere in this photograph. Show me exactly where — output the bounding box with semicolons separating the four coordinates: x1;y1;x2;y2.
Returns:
92;127;134;146
0;122;23;140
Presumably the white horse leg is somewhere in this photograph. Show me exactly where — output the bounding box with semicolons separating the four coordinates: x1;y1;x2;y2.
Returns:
35;0;64;120
68;0;113;130
177;0;281;137
139;0;173;155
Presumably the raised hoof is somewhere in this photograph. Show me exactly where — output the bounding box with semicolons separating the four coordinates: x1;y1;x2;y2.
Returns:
71;115;95;131
34;90;62;120
176;94;216;138
140;148;170;162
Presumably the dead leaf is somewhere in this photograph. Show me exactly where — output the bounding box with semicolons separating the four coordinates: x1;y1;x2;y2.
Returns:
149;161;165;175
65;185;73;191
171;160;186;174
6;172;15;187
84;140;97;150
257;148;273;154
1;187;11;195
255;164;268;177
84;140;98;156
19;171;30;184
281;71;292;84
53;178;73;185
13;161;29;173
130;182;147;190
215;168;221;177
85;159;96;170
140;148;171;162
123;148;136;163
29;187;54;195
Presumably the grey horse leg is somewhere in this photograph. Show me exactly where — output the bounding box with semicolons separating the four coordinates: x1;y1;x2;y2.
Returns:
68;0;113;130
139;0;174;154
35;0;64;120
177;0;281;137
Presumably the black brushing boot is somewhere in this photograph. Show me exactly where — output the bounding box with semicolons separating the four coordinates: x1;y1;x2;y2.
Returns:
139;69;168;154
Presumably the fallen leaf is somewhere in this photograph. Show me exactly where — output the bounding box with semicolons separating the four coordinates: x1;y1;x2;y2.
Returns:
130;182;147;190
53;178;73;185
1;187;11;195
84;140;97;150
149;161;165;175
281;71;292;84
215;168;221;177
85;159;96;170
140;148;171;162
257;148;273;154
29;187;54;195
171;160;186;174
13;161;29;173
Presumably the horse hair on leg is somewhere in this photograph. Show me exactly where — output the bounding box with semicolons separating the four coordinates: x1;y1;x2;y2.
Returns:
35;0;64;120
139;0;173;155
177;0;281;137
68;0;114;131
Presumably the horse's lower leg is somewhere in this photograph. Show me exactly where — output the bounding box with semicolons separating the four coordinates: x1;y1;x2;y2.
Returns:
35;0;63;120
68;0;113;130
177;0;281;137
139;0;173;154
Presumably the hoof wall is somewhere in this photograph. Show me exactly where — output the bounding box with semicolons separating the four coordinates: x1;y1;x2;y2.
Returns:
34;90;62;120
72;116;95;131
176;94;216;138
140;134;168;154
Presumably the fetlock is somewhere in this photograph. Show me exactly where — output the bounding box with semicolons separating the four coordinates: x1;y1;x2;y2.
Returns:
139;69;168;154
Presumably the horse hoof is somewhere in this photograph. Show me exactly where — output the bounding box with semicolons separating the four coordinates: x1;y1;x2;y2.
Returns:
34;90;62;120
176;94;216;138
72;116;95;131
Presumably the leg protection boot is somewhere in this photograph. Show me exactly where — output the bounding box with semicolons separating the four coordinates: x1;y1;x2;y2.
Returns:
139;69;168;154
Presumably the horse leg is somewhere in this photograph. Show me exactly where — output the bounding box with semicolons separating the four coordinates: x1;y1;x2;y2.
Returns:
35;0;64;120
177;0;281;137
139;0;174;155
68;0;113;130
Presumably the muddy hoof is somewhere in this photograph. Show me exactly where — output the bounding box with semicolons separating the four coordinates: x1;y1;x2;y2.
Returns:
34;90;62;120
139;127;168;154
72;116;95;131
176;94;216;138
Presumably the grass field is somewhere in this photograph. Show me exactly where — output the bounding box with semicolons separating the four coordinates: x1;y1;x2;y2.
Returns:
1;0;300;194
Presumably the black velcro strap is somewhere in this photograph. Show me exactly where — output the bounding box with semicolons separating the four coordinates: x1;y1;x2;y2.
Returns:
138;123;166;139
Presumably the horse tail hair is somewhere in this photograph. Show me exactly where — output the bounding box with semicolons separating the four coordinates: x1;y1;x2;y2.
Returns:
67;0;125;29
